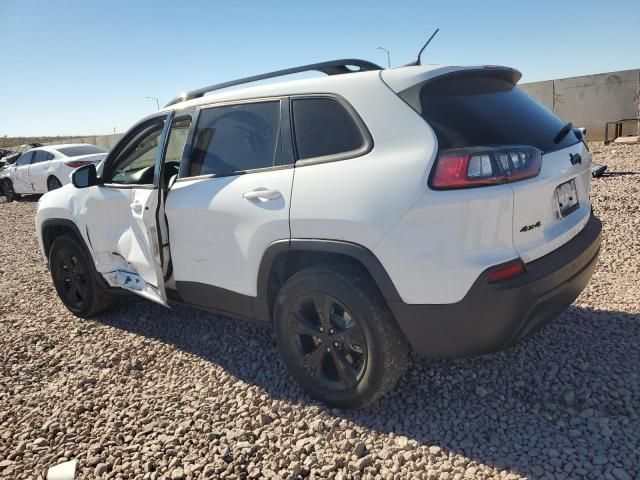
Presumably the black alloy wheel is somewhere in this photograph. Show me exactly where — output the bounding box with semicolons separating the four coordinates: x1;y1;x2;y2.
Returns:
48;235;116;317
3;179;18;201
274;264;409;409
53;247;89;309
287;292;367;390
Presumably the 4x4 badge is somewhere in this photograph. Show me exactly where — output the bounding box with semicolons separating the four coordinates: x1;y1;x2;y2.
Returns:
570;153;582;165
520;221;541;232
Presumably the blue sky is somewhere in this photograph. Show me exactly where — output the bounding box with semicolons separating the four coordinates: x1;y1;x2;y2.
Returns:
1;0;638;136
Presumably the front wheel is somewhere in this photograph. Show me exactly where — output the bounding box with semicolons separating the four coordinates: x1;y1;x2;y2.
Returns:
274;264;409;409
47;176;62;191
3;179;19;201
49;235;116;317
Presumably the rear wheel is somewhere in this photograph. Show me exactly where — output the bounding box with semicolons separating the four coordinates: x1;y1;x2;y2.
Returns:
47;176;62;191
49;235;116;317
274;264;409;408
3;179;19;201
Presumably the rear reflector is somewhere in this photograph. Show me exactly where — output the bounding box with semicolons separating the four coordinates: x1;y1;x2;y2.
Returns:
431;146;542;189
487;259;525;283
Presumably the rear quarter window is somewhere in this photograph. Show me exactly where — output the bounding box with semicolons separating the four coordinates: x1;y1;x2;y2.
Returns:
409;71;579;153
292;97;366;161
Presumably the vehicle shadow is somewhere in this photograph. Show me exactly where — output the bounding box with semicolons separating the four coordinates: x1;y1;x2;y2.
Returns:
94;301;640;478
0;195;41;204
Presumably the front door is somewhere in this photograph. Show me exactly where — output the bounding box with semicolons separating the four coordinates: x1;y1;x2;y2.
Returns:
76;114;170;305
12;151;34;193
165;99;293;316
29;150;52;192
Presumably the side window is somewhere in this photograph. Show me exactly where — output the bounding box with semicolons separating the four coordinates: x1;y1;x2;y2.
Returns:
16;151;34;166
33;151;49;163
47;152;55;160
163;117;191;186
189;101;280;177
107;120;165;185
164;118;191;166
292;97;365;160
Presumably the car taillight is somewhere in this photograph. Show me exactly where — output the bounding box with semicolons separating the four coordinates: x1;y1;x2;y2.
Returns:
430;146;542;190
487;259;525;283
64;160;91;168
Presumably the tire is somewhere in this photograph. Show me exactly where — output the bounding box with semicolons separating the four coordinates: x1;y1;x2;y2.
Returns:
47;176;62;191
3;179;19;201
49;235;116;318
274;264;409;409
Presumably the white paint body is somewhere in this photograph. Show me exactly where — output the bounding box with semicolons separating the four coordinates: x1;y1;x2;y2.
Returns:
3;144;107;194
36;64;594;308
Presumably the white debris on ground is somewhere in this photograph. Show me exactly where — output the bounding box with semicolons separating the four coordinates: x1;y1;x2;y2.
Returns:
0;144;639;480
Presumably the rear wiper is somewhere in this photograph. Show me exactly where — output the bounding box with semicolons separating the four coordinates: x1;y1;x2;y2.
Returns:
553;122;573;144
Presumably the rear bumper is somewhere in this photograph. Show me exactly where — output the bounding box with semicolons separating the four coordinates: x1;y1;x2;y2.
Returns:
389;213;602;358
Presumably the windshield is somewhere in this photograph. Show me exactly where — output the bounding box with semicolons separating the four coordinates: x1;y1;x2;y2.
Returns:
412;71;579;152
56;145;108;157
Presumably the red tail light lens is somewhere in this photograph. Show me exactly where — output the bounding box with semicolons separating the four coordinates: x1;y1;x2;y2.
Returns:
64;161;92;168
431;146;542;190
487;259;525;283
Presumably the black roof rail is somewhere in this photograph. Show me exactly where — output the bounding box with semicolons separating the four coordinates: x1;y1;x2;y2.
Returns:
165;59;382;107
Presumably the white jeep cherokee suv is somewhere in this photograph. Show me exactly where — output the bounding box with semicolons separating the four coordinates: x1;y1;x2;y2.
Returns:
36;59;602;408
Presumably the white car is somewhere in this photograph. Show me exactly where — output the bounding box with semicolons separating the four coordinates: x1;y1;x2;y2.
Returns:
35;59;601;408
1;144;108;200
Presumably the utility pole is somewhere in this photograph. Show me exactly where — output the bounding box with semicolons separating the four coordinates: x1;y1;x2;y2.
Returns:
146;96;160;110
377;46;391;68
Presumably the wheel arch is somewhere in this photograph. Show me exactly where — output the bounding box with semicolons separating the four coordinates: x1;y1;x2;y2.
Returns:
46;174;61;188
254;239;402;322
41;218;89;260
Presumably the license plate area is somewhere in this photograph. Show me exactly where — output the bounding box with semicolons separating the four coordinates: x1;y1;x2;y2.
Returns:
556;179;579;217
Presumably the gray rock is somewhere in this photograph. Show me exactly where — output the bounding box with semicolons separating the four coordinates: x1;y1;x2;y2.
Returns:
611;468;632;480
353;442;367;458
95;463;110;476
592;455;608;465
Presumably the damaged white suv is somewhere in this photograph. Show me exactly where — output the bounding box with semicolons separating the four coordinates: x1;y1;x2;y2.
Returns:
36;59;601;408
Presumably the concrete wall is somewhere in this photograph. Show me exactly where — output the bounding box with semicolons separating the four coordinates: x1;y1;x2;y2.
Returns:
520;69;640;141
44;133;123;149
43;68;640;146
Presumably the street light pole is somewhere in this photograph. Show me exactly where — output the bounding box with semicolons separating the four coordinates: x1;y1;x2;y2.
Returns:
377;46;391;68
146;96;160;110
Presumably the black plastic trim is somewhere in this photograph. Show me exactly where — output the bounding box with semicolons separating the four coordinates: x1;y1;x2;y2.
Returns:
253;238;402;322
165;59;382;107
171;238;403;325
389;214;602;358
40;218;110;290
174;281;255;319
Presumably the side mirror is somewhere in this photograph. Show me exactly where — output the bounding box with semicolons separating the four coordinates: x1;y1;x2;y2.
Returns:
71;164;98;189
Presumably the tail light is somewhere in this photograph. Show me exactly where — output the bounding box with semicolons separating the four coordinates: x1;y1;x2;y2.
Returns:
64;160;92;168
430;146;542;190
487;259;525;283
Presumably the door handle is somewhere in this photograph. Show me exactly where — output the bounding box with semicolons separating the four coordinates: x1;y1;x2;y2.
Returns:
242;189;282;201
130;202;143;215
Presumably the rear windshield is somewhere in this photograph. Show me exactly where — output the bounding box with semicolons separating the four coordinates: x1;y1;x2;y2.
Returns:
411;71;579;152
56;145;108;157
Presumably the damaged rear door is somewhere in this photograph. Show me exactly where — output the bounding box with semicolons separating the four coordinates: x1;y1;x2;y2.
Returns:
78;113;171;305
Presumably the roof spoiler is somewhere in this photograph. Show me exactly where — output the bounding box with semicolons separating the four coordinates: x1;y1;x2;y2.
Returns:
165;59;382;107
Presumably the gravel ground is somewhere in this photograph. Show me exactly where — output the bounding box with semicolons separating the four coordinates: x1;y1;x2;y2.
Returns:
1;144;639;480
